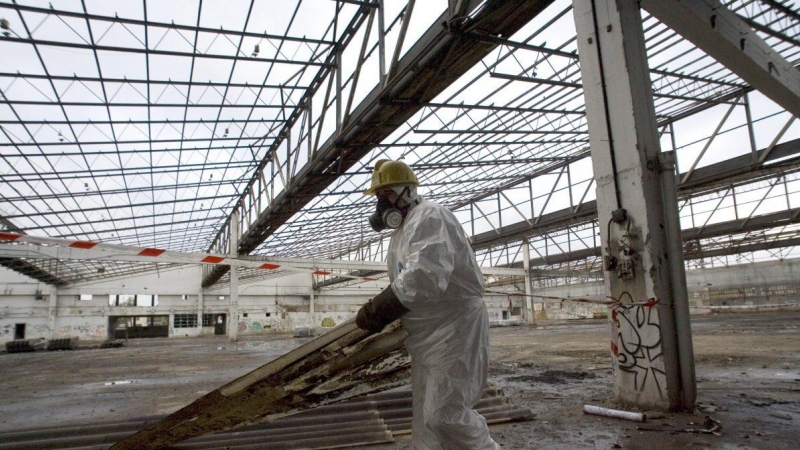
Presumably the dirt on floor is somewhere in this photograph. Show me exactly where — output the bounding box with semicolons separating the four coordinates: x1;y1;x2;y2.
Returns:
473;311;800;450
1;311;798;449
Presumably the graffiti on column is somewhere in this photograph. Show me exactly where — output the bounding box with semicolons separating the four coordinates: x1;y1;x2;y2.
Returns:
238;321;247;332
610;299;666;399
250;322;262;331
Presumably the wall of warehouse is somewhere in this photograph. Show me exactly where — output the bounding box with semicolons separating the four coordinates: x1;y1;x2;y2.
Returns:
0;265;524;344
533;258;800;320
4;257;800;344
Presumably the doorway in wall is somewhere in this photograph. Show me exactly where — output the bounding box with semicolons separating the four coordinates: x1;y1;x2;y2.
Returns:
14;323;25;340
214;314;226;335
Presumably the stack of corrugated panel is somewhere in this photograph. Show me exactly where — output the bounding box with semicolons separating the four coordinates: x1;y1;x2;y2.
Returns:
365;388;536;435
4;338;46;353
47;337;79;351
0;388;533;450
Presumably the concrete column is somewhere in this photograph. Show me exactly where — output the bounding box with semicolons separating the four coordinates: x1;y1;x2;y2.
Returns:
228;212;240;342
197;280;204;334
522;240;535;325
660;151;697;408
573;0;695;410
309;277;315;330
48;288;58;339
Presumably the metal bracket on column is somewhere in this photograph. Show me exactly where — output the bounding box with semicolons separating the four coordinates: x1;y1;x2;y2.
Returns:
646;157;663;173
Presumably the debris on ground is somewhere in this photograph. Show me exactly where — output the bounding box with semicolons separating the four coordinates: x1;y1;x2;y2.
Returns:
508;370;597;384
2;311;798;449
684;416;723;436
769;411;793;421
636;416;723;436
696;402;726;413
104;380;134;386
109;321;412;450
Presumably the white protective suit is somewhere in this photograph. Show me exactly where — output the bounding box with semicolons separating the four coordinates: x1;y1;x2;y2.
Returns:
387;196;497;450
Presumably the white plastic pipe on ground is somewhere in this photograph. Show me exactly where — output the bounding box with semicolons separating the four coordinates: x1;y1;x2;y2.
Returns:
583;405;645;422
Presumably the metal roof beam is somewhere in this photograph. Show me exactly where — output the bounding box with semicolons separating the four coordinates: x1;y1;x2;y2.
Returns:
0;119;284;126
642;0;800;117
0;3;336;46
471;137;800;250
0;100;288;109
687;236;800;260
202;0;558;288
0;37;331;67
514;207;800;268
0;72;307;90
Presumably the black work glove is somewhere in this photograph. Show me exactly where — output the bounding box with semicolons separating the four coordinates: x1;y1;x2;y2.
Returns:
356;285;410;334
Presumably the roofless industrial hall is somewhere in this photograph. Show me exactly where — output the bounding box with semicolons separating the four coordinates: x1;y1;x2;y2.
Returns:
0;0;799;448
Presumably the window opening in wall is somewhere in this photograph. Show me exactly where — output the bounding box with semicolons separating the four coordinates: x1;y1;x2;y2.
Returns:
202;314;214;327
243;312;248;318
110;294;135;306
502;310;509;320
14;323;25;340
182;295;189;300
108;294;159;307
218;296;226;300
79;294;93;301
111;316;168;339
174;314;198;328
137;295;157;307
511;306;521;316
265;312;271;317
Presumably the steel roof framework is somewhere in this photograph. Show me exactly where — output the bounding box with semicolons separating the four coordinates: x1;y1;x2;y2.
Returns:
0;0;798;287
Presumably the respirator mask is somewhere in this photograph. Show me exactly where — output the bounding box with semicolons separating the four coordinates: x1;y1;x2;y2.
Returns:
369;196;405;232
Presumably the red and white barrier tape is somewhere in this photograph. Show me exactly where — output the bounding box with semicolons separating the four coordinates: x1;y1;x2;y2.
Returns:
485;290;658;308
0;232;383;283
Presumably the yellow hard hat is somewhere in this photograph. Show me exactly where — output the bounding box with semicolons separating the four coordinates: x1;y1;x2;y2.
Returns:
364;159;419;195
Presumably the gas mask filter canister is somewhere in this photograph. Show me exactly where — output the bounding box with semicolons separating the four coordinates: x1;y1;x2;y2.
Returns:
369;196;405;232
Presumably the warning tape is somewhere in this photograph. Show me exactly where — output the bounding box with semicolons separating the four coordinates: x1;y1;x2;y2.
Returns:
485;290;658;308
0;232;383;283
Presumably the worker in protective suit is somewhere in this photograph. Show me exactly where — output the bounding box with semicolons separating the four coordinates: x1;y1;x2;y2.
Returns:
356;159;499;450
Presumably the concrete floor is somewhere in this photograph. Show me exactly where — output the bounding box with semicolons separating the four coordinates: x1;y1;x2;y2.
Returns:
1;311;798;449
